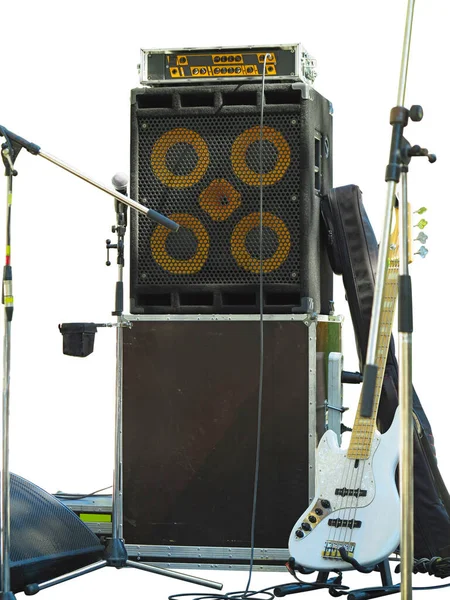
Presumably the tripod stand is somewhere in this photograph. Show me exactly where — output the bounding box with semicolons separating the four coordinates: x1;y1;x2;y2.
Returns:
0;127;223;596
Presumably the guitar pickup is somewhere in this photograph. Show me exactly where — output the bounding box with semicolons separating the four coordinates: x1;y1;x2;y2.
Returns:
335;487;367;497
328;518;362;529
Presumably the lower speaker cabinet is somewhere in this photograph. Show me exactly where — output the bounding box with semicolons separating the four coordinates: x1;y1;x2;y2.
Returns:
122;314;341;567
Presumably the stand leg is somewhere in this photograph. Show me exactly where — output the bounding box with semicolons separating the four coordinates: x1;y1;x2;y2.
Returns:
126;560;223;589
346;560;399;600
273;571;346;597
378;559;393;587
347;588;399;600
23;544;223;595
24;561;108;595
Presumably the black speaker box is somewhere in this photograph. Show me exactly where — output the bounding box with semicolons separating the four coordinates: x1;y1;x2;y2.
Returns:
122;318;316;558
129;82;333;314
8;473;104;592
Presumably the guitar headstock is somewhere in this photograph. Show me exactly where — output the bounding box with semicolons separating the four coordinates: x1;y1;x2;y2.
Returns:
390;203;428;264
413;206;428;260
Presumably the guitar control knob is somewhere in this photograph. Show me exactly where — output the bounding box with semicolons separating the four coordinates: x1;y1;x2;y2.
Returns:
295;529;305;538
301;522;312;531
321;499;331;509
308;515;317;523
315;508;323;516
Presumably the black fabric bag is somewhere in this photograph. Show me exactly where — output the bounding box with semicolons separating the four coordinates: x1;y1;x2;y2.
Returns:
321;183;450;560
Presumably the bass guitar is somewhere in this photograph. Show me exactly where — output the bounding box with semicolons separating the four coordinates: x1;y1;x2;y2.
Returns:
288;206;411;571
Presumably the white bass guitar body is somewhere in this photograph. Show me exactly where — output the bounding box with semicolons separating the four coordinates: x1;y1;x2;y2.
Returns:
288;408;400;571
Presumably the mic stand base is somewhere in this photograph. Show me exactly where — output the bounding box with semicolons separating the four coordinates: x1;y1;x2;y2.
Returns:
22;540;222;596
0;592;17;600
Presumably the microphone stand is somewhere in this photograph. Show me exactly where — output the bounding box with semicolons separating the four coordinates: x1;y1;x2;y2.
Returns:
0;126;179;233
359;2;436;600
0;135;20;600
0;128;223;596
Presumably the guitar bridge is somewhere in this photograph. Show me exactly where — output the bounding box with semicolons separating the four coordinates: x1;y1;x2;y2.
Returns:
322;540;356;559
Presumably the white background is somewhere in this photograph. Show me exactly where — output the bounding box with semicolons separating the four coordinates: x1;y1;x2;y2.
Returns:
1;0;449;598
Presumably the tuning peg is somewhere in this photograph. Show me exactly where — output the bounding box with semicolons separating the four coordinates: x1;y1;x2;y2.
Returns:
414;207;427;215
415;232;428;244
414;246;428;258
415;218;428;230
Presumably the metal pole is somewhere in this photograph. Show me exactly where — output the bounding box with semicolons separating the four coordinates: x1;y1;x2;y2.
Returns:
399;172;414;600
360;3;416;598
37;151;179;231
111;243;124;542
364;0;415;372
1;170;15;599
0;127;178;232
1;317;12;594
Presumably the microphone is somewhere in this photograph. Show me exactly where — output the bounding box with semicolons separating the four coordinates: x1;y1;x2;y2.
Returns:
111;172;129;217
111;172;128;194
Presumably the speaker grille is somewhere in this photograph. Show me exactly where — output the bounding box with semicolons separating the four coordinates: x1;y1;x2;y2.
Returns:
9;473;104;592
130;84;333;313
10;474;101;563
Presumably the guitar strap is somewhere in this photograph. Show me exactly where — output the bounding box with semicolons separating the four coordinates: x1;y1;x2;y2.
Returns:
321;184;450;560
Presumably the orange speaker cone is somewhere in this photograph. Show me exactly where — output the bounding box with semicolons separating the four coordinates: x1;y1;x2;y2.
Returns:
231;126;290;186
231;212;291;273
151;213;210;275
151;128;210;188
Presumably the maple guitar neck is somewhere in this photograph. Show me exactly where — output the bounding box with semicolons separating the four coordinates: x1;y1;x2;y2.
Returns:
347;250;399;460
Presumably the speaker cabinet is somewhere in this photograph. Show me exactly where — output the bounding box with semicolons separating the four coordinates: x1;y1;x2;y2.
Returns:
130;83;333;314
9;473;104;592
122;315;341;566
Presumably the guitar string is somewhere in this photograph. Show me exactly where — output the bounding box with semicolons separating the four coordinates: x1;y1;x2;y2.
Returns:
325;439;355;552
325;263;398;558
335;456;365;549
342;272;398;545
340;268;399;552
327;353;381;551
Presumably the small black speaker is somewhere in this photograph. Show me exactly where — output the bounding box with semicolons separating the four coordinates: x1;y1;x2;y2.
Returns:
130;82;333;314
9;473;104;592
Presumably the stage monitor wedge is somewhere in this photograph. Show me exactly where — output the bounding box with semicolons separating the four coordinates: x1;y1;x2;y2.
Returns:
8;473;104;593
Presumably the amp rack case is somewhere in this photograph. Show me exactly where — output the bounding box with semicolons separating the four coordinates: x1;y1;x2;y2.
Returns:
121;313;341;569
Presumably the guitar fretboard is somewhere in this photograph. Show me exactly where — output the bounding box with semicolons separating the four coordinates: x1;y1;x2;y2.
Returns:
347;254;399;460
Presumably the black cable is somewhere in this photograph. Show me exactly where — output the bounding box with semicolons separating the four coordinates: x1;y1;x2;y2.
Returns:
167;578;349;600
412;557;450;578
242;51;270;597
412;583;450;590
167;56;347;600
54;485;112;501
168;590;275;600
394;557;450;579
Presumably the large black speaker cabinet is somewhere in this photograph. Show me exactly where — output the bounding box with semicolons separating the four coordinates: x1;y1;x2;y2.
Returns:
8;473;104;592
121;316;341;566
130;83;333;314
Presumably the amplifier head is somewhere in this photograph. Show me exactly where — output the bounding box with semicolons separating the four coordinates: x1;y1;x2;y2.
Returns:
139;44;317;86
